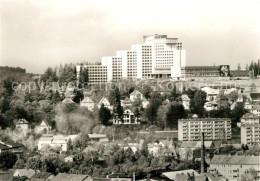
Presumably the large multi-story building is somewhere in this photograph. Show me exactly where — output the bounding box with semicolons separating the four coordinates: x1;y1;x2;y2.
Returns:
181;66;251;81
209;155;260;181
178;118;232;141
76;35;186;84
241;123;260;145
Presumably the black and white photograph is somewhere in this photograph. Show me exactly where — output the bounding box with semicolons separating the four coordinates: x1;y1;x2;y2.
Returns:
0;0;260;180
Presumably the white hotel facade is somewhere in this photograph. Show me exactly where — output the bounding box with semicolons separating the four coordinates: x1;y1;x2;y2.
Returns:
76;35;186;84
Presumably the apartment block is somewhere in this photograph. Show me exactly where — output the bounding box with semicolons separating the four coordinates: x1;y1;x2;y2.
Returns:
76;35;186;84
241;123;260;145
209;155;260;181
178;118;232;141
76;64;108;85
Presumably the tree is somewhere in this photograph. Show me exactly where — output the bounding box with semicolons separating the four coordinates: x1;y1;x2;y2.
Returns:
58;63;77;83
168;86;181;102
145;98;161;124
99;104;112;126
237;63;241;70
241;168;258;181
0;98;10;113
156;104;169;128
228;91;238;103
40;67;58;84
72;89;84;104
79;67;89;87
190;90;206;117
52;91;62;104
231;103;247;127
134;108;141;120
73;133;90;151
166;102;186;128
184;87;197;100
109;87;123;118
26;156;42;170
3;77;15;96
13;159;26;169
109;87;121;106
141;85;153;99
216;90;230;109
0;151;17;170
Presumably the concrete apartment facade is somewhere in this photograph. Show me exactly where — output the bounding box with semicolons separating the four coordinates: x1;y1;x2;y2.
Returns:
209;155;260;181
76;35;186;84
178;118;232;141
241;123;260;145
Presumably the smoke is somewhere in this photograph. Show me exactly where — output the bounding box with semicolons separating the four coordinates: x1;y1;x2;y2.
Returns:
54;103;98;135
0;128;38;151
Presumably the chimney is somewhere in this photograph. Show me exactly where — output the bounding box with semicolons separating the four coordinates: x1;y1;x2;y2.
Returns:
201;132;205;175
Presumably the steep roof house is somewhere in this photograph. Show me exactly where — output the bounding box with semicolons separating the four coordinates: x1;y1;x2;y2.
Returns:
129;90;144;101
80;96;95;111
98;97;113;110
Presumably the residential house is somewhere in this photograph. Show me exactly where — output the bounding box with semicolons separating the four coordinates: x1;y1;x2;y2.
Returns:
162;169;199;181
80;96;95;111
64;155;74;162
137;130;178;140
30;172;55;181
88;134;109;142
13;169;36;179
0;143;11;154
209;155;260;181
37;134;77;152
159;146;177;158
113;108;139;124
51;135;68;152
148;142;164;157
121;98;133;107
250;105;260;117
236;94;244;103
37;120;51;134
62;97;75;104
129;90;144;101
204;101;218;111
15;119;31;134
142;99;150;109
98;97;113;110
237;113;259;127
123;140;144;154
230;102;237;110
201;87;219;102
178;141;215;160
37;135;53;151
223;88;237;95
244;99;253;110
51;173;93;181
163;99;170;105
94;178;131;181
0;140;24;155
249;93;260;103
182;94;190;110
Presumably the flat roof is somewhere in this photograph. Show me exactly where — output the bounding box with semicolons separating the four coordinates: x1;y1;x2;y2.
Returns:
179;118;231;122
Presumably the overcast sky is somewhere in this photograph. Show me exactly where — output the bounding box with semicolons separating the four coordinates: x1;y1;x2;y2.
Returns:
1;0;260;73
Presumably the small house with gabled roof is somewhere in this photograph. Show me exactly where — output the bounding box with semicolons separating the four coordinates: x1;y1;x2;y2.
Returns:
80;96;95;111
98;97;113;110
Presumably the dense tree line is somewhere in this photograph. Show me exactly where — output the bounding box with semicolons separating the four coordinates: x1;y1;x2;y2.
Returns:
249;60;260;77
